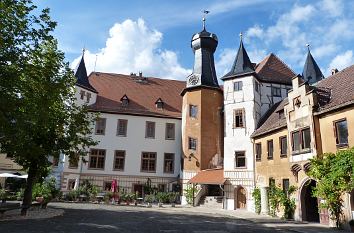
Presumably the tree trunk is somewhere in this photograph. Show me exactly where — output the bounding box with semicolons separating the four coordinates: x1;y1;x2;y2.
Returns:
21;166;37;216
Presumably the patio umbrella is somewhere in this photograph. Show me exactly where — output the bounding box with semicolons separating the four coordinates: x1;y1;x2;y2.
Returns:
111;179;117;193
0;173;21;178
73;177;79;190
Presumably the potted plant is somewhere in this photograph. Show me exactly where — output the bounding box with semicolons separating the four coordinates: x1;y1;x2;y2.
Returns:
0;188;7;203
349;219;354;232
156;192;166;207
144;194;155;208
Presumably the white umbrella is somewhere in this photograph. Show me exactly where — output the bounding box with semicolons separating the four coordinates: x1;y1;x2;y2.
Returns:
0;173;20;178
17;174;28;179
73;177;79;190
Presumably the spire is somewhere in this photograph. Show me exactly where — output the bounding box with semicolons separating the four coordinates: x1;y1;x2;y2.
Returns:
222;33;254;80
182;11;220;92
75;51;97;93
302;44;324;85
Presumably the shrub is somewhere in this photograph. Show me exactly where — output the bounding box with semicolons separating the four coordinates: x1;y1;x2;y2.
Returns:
184;185;198;205
252;187;261;214
144;194;155;203
168;192;179;204
0;188;7;200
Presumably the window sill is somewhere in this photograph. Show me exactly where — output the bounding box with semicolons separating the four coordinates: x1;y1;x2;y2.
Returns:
256;159;261;162
117;135;127;137
140;170;156;173
113;169;124;171
336;144;348;149
291;149;311;156
165;138;175;140
280;154;287;158
163;171;174;174
267;157;273;160
88;168;105;170
234;166;247;169
145;137;155;139
95;133;105;136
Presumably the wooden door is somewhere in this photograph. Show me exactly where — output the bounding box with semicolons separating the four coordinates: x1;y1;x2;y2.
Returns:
235;187;246;209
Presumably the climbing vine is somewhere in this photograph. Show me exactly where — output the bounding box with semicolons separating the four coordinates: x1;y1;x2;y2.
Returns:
252;187;261;214
268;182;297;219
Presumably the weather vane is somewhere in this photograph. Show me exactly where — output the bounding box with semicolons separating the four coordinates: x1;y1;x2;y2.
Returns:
239;32;243;41
82;46;86;56
202;10;210;30
306;43;310;52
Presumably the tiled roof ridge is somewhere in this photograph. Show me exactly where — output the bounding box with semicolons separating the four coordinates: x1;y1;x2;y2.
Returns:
92;71;186;84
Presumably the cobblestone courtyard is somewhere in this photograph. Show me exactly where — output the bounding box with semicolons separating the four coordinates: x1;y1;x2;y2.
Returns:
0;203;347;233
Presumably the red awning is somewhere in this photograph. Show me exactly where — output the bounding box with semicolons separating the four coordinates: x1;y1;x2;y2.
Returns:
188;168;225;185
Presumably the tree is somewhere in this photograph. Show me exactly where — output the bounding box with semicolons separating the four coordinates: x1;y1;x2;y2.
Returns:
308;147;354;228
0;0;97;215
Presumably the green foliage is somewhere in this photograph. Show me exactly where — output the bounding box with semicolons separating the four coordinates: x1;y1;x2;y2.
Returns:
65;190;79;202
103;191;113;203
77;180;99;200
308;147;354;228
16;188;25;201
0;188;7;200
184;185;198;205
0;0;97;213
268;182;297;219
155;192;170;203
31;178;60;202
167;192;179;204
120;193;135;202
252;187;261;214
144;194;155;203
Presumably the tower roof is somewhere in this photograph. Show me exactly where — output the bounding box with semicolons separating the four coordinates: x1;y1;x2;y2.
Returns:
75;55;97;93
222;36;255;80
302;48;324;85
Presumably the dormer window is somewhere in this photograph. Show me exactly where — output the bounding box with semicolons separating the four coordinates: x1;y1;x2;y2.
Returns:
155;98;164;109
120;94;129;107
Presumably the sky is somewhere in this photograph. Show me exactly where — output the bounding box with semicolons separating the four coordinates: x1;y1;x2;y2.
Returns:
36;0;354;81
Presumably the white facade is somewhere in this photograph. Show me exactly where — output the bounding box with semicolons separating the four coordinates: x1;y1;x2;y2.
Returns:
223;75;290;211
59;83;182;193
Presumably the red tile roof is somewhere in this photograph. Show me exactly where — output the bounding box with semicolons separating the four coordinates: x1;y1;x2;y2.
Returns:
255;53;296;85
87;72;186;118
188;168;225;185
316;64;354;114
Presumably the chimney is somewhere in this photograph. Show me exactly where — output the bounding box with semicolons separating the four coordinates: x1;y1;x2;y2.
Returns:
139;71;143;78
331;68;338;75
130;72;136;77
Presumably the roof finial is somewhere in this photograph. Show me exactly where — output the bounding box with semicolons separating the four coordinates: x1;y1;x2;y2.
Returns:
239;32;243;42
202;10;210;30
306;43;310;52
82;46;86;57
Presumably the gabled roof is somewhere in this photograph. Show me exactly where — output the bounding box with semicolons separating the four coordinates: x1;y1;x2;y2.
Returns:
222;39;255;80
75;56;97;93
315;64;354;114
87;72;185;118
254;53;295;85
188;168;225;185
302;50;324;85
251;99;288;138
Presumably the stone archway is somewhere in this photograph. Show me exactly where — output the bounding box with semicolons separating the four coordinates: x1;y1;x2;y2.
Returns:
234;186;247;210
300;179;320;222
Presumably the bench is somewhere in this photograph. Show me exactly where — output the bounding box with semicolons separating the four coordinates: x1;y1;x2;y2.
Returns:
0;203;21;217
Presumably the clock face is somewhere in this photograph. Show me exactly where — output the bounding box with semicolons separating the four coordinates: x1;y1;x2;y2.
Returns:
188;75;199;86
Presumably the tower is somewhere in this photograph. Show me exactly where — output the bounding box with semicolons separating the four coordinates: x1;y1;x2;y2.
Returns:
302;45;324;85
181;15;223;190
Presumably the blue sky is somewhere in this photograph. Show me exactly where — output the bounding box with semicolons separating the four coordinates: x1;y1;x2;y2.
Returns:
37;0;354;81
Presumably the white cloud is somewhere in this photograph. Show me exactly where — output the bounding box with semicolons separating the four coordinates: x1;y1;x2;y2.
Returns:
327;50;354;75
215;48;236;78
320;0;344;17
245;25;264;39
71;18;191;80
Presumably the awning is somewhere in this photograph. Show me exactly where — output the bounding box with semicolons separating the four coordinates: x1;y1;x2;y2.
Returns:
188;168;225;185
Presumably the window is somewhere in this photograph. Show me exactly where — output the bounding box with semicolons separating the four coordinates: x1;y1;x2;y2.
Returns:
334;119;348;147
52;157;59;167
280;136;287;157
255;143;262;161
68;156;79;169
164;153;174;173
233;109;244;128
95;118;106;135
235;151;246;168
67;179;76;190
113;150;125;171
291;127;311;154
189;105;198;118
121;95;129;107
165;123;175;140
188;137;197;150
86;92;91;103
293;96;301;108
158;184;166;192
117;119;128;137
145;121;155;138
234;81;243;91
255;81;259;93
89;149;105;169
141;152;156;172
155;98;164;109
267;140;273;159
272;87;281;97
80;90;85;100
283;179;290;195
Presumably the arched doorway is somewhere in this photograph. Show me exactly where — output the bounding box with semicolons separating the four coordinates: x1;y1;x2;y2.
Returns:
234;186;246;209
300;179;320;222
